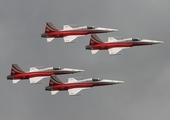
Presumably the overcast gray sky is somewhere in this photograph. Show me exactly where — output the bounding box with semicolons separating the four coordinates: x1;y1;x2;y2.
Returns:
0;0;170;120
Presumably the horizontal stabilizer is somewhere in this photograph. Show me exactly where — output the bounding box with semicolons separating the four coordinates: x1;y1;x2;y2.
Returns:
91;50;99;54
12;79;20;84
47;38;55;42
51;91;59;95
29;77;46;84
108;37;117;42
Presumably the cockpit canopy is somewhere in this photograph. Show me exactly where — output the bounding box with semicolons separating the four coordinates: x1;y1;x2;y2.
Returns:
87;26;95;29
132;38;140;41
92;78;101;81
53;67;62;70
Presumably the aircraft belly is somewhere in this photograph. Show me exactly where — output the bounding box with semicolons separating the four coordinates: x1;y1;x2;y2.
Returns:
63;31;88;35
108;43;133;48
93;45;109;50
67;84;93;89
53;85;68;91
14;74;30;79
93;83;111;87
88;31;106;34
29;72;54;77
133;42;151;46
54;71;72;75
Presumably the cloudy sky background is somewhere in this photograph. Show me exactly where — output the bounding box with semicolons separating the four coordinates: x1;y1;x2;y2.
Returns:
0;0;170;120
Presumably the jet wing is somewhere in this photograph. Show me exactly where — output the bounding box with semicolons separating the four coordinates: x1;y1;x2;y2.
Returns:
68;88;89;96
108;37;117;42
63;25;73;30
63;35;85;43
63;36;78;42
108;47;127;55
30;67;39;72
29;76;48;84
108;48;122;55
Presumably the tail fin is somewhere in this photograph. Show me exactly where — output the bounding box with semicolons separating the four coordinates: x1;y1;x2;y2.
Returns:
45;22;58;33
10;64;24;75
89;34;103;45
49;75;63;86
63;25;73;30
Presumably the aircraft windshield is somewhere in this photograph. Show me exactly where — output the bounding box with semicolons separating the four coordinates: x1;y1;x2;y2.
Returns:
53;67;62;70
92;78;101;81
132;38;140;41
87;26;95;29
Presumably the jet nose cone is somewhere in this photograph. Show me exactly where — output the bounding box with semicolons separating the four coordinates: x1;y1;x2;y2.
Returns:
107;28;118;32
112;80;124;84
73;69;85;73
155;41;164;44
147;40;164;44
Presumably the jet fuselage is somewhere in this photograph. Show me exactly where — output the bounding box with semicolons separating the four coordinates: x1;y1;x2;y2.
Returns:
86;40;163;50
46;79;122;91
41;28;116;38
7;68;84;80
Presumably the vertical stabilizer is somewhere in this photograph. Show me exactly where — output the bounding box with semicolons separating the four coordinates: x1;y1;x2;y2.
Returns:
10;64;24;75
89;34;103;45
49;75;63;86
45;22;58;33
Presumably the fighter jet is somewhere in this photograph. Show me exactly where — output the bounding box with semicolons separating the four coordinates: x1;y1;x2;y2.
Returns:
41;22;118;43
7;64;84;84
86;34;164;55
45;75;124;95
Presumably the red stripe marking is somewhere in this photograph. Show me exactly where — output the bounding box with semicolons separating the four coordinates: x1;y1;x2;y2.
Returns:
12;65;23;73
46;23;57;31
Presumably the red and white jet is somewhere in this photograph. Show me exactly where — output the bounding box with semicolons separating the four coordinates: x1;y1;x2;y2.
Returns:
45;75;124;95
41;22;118;43
7;64;84;84
86;34;164;55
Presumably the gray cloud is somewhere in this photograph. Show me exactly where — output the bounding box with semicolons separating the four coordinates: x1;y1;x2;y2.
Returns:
0;0;169;120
